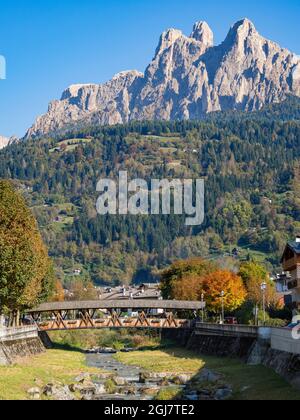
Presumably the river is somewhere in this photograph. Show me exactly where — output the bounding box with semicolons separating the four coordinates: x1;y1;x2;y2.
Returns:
85;352;185;400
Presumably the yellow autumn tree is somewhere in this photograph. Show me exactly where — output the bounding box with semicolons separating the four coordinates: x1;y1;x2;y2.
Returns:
0;180;54;325
171;274;205;301
51;280;65;302
202;270;247;313
239;261;276;306
69;280;98;301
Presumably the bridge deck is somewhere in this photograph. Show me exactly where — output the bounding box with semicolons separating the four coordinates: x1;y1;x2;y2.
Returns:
28;299;204;313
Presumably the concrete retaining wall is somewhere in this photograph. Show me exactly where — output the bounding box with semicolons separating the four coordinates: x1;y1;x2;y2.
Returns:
195;322;259;338
271;328;300;355
0;326;38;342
0;327;45;365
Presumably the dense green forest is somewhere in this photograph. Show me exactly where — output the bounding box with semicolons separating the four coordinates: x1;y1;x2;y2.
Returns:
1;97;300;287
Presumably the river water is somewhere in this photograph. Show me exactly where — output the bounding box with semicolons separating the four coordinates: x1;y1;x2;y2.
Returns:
86;352;161;400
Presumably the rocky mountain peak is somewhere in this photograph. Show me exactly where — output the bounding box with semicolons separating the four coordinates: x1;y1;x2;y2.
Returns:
190;21;214;48
233;18;256;32
24;19;300;139
0;136;18;150
155;28;183;55
223;18;257;45
61;84;96;100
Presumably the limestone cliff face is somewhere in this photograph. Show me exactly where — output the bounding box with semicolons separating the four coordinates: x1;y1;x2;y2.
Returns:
0;136;10;150
25;71;143;139
0;136;19;150
25;19;300;139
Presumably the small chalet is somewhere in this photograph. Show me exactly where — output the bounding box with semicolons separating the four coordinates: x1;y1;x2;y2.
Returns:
281;237;300;308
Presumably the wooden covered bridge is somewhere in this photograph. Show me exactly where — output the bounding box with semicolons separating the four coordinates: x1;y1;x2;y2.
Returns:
27;300;204;331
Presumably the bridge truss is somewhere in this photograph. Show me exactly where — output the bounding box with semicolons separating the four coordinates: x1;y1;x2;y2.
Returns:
27;300;204;331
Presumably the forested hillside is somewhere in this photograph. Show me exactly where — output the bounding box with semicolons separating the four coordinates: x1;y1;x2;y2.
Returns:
1;97;300;287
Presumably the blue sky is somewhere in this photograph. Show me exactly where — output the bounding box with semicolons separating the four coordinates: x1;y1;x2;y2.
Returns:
0;0;299;137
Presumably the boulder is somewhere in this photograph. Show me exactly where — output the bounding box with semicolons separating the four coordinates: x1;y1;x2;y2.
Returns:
96;373;114;380
123;386;137;396
141;387;160;397
185;391;198;401
74;373;91;383
139;371;173;383
195;369;222;383
95;384;107;396
113;376;128;386
171;374;192;385
139;372;151;383
158;379;170;387
27;387;41;400
214;387;233;401
69;380;97;396
43;383;75;400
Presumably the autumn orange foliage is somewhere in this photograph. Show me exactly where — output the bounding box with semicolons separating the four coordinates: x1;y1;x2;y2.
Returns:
51;280;65;302
201;270;247;313
171;270;247;312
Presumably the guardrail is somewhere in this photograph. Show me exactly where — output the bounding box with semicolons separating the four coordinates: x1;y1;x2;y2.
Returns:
0;326;38;342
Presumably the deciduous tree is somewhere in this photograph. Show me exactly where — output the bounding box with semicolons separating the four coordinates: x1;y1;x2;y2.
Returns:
160;258;216;299
239;261;276;306
202;270;247;313
0;181;54;324
51;280;65;302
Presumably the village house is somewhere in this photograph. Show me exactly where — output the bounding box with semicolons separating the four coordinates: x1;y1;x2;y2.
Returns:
281;237;300;309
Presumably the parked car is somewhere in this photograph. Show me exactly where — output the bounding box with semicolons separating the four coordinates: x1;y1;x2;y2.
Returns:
224;317;238;325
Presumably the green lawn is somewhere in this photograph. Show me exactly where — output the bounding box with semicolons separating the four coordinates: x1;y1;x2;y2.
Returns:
49;138;92;153
115;348;205;374
0;349;99;400
116;348;300;401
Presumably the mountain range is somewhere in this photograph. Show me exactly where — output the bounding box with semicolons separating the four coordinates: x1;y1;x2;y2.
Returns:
22;18;300;139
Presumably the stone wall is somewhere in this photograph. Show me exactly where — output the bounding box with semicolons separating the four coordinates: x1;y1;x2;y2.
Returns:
187;331;256;360
0;337;45;365
262;348;300;388
0;327;46;365
163;327;300;389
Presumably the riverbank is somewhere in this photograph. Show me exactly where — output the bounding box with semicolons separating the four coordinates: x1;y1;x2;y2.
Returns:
0;342;299;400
0;347;99;400
115;348;300;400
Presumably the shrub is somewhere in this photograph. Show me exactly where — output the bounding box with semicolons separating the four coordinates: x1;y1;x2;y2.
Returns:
155;386;183;401
112;341;125;351
105;379;117;394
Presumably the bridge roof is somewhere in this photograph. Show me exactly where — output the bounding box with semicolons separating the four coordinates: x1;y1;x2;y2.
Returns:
28;299;204;313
